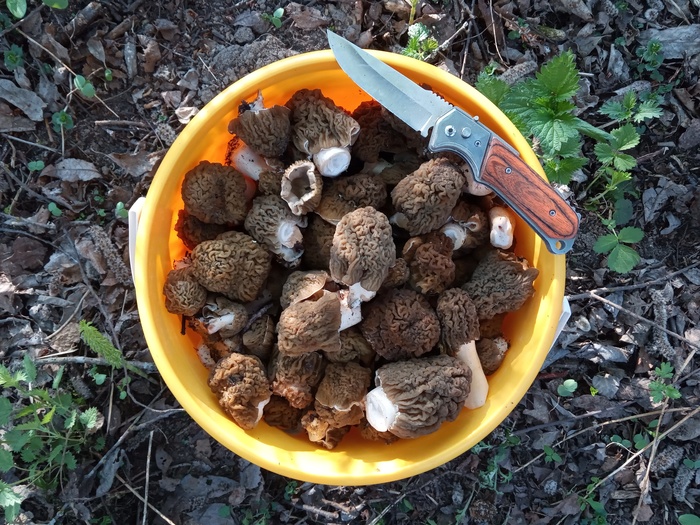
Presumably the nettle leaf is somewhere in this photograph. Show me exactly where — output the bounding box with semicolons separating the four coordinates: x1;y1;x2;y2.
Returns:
593;234;619;254
63;451;77;470
0;449;13;473
22;353;37;383
79;407;98;429
611;123;640;150
530;112;579;154
0;397;11;426
618;226;644;244
536;51;580;101
0;481;23;522
544;156;587;185
475;73;510;106
64;409;77;430
613;198;634;226
4;428;30;452
607;244;640;273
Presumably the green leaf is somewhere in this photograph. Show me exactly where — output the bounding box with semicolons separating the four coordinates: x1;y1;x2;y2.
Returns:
272;7;284;18
63;450;77;470
79;407;98;429
4;429;31;452
0;364;16;387
74;75;96;98
42;0;68;7
656;362;675;379
20;446;38;462
679;515;700;525
64;409;77;430
51;110;74;133
0;397;11;426
0;481;23;523
0;449;13;472
536;51;580;101
78;320;124;368
52;365;65;389
612;152;636;171
611;123;640;150
607;243;640;273
617;226;644;244
544;156;587;184
41;406;56;425
6;0;27;18
594;143;615;165
22;353;37;383
634;99;663;122
557;379;577;397
593;234;618;254
529;112;579;155
613;198;634;226
475;73;510;106
27;160;45;172
573;118;612;142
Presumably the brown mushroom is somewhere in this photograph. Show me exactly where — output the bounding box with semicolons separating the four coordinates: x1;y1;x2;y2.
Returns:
329;206;396;293
477;337;510;375
163;266;207;316
390;157;465;236
196;336;242;369
263;395;304;433
461;250;539;319
436;288;487;409
228;91;291;158
324;327;375;367
380;258;410;290
277;290;342;355
193;296;248;339
439;201;489;252
302;214;335;271
257;168;284;196
351;100;409;163
181;160;252;225
208;353;271;430
300;411;350;449
242;315;276;362
285;88;359;176
174;210;228;251
402;232;456;295
270;348;325;409
314;361;372;428
191;231;272;303
360;288;440;361
364;355;471;438
280;160;323;216
359;418;400;444
280;270;329;309
244;195;306;268
314;173;388;225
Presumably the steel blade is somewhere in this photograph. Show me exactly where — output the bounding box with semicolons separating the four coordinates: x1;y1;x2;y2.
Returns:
327;30;453;137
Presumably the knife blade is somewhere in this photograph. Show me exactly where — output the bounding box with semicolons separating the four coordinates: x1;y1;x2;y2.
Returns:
327;30;579;255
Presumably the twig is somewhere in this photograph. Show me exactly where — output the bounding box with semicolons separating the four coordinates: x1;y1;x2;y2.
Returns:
115;473;177;525
142;430;154;525
35;355;158;373
437;18;472;53
46;288;89;341
567;260;700;300
95;120;150;129
1;133;62;153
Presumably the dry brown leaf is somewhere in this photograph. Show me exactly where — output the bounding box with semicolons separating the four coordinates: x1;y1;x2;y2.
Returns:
550;0;593;20
0;79;46;121
109;150;165;178
286;3;330;29
42;158;101;182
87;36;106;63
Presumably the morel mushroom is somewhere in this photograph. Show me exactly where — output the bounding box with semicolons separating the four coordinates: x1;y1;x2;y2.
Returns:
270;348;325;409
208;353;271;430
300;411;351;449
277;291;342;355
263;395;304;433
439;201;489;251
329;206;396;293
244;195;306;268
191;231;272;303
390;157;466;236
436;288;487;409
325;327;375;367
360;289;440;361
174;210;228;251
364;355;471;438
380;258;410;290
402;232;456;295
462;250;539;319
477;337;510;375
163;266;208;316
281;160;323;216
315;173;387;225
315;362;372;428
194;297;248;339
302;214;335;271
228;91;291;158
286;88;360;176
351;100;408;163
196;337;242;369
280;270;329;309
242;315;275;362
181;161;253;225
488;206;515;250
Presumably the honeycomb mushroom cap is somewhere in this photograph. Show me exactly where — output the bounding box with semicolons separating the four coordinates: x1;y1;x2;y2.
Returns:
280;160;323;215
329;206;396;293
391;157;466;236
270;349;325;409
314;361;372;428
244;195;306;267
191;231;272;302
163;266;208;316
277;290;342;355
280;270;330;309
181;161;251;225
174;210;228;251
208;353;271;430
360;288;440;361
436;288;480;353
359;417;400;444
257;168;284;196
351;100;409;163
228;96;291;158
461;250;539;318
324;327;375;367
380;258;410;290
477;337;510;375
196;297;248;339
403;232;456;295
300;411;350;449
263;395;304;433
315;173;388;225
447;201;489;251
242;315;276;362
366;355;471;439
285;88;360;155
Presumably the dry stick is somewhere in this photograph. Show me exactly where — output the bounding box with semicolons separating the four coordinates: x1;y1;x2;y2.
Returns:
142;431;154;525
46;288;89;341
1;133;62;153
35;355;158;373
115;473;177;525
512;406;692;474
567;260;700;301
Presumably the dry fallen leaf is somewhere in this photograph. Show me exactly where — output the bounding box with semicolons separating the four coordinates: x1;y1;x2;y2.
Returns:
0;79;47;121
109;150;165;178
42;158;102;182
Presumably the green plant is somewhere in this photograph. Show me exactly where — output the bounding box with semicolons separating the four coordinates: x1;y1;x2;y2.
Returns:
579;477;608;524
592;198;644;273
399;497;414;513
0;355;104;522
649;362;681;403
610;434;632;449
6;0;68;19
115;201;128;219
27;160;45;172
283;480;297;501
47;202;62;217
557;378;578;397
261;7;284;28
475;432;520;492
51;110;74;133
635;39;663;81
543;444;563;464
78;320;124;368
73;75;96;98
401;23;438;61
679;515;700;525
3;44;23;71
683;458;700;469
599;91;663;124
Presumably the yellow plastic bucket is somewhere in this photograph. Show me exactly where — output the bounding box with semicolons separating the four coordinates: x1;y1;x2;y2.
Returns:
134;50;565;485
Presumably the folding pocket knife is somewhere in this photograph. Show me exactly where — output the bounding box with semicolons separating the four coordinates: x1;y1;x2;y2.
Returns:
327;30;579;254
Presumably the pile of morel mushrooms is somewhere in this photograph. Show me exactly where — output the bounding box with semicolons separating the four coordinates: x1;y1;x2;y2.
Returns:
163;88;540;448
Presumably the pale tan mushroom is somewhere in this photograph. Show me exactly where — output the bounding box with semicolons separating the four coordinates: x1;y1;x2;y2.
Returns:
280;160;323;216
314;362;372;428
276;291;342;355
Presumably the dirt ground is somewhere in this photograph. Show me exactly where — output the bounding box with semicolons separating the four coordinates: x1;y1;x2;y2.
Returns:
1;0;699;524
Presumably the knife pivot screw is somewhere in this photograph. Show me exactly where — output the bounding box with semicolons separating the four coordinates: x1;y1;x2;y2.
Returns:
505;167;512;174
444;125;456;137
549;210;557;216
460;127;472;138
474;140;481;147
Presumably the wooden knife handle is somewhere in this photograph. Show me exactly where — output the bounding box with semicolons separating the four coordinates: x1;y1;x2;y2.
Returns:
479;136;579;254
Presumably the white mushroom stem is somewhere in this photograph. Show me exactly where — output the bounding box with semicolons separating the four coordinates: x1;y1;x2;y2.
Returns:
196;344;217;370
440;223;468;251
204;313;237;335
347;282;376;308
489;206;514;249
389;212;409;230
365;386;399;432
455;341;489;409
464;167;493;196
363;159;392;175
277;220;304;249
229;143;268;181
313;146;351;177
338;290;362;331
255;397;270;424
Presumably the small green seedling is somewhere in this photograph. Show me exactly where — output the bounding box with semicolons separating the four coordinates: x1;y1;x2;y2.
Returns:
635;39;664;81
649;362;681;403
679;515;700;525
74;75;96;98
683;458;700;469
27;160;45;172
104;68;113;82
543;444;563;464
633;433;649;450
51;110;75;133
47;202;62;217
401;23;438;61
557;378;578;397
6;0;68;18
115;201;129;219
610;434;632;449
262;7;284;28
3;44;23;71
